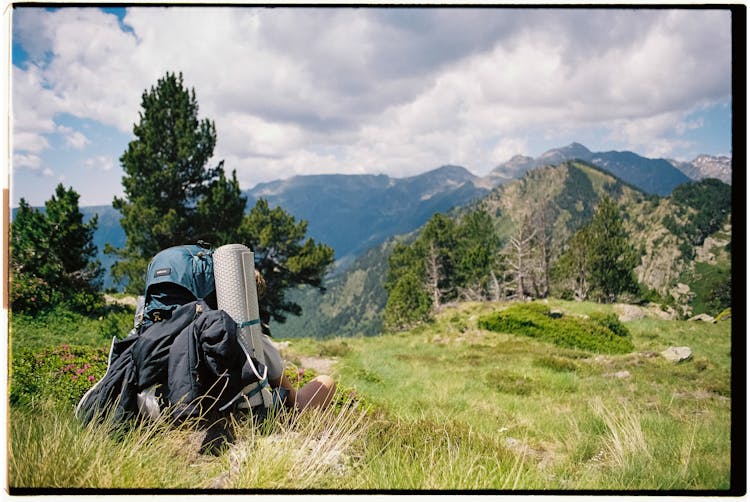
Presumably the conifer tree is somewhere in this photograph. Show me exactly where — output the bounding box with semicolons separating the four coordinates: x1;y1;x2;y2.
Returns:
587;196;639;302
110;72;334;331
11;186;102;313
238;198;334;332
110;72;245;292
46;184;102;287
556;196;639;303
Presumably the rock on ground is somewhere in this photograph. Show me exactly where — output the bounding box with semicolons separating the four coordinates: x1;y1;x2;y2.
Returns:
661;346;692;363
688;313;715;323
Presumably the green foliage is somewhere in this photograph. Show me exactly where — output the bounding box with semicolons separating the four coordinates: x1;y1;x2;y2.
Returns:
454;209;501;287
108;72;332;330
195;168;247;245
11;304;135;352
111;71;246;291
384;208;502;330
681;261;732;317
240;198;334;328
10;344;109;409
670;179;731;246
554;196;639;303
383;270;432;331
586;197;640;302
553;224;591;300
45;184;102;282
477;302;634;354
9;273;59;313
11;185;103;314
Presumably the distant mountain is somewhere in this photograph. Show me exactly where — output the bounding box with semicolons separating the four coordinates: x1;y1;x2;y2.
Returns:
65;142;726;292
80;205;125;290
245;165;490;269
280;160;731;337
486;142;693;196
669;154;732;184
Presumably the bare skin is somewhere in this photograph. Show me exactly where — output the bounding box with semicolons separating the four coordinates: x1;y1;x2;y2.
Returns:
270;373;336;411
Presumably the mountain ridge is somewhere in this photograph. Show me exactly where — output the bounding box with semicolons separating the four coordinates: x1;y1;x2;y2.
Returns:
40;143;729;290
274;160;731;338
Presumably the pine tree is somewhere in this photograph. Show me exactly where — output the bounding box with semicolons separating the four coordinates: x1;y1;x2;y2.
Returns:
587;196;640;302
238;198;334;332
11;186;102;313
110;72;246;292
45;184;102;288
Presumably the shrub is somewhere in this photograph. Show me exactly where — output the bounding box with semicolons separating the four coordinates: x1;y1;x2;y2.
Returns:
478;303;633;354
9;273;61;313
10;344;109;409
589;313;630;338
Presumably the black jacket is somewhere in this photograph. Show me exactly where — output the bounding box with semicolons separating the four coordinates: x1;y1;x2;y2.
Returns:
76;301;265;425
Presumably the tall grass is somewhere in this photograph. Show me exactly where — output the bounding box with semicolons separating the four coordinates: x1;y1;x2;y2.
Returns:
227;397;370;489
9;400;220;489
9;395;370;491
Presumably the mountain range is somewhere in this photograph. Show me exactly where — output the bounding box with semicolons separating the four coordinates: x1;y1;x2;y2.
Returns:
276;159;732;338
71;143;729;289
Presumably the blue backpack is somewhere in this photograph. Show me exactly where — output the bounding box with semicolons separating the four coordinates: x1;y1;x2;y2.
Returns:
141;244;216;324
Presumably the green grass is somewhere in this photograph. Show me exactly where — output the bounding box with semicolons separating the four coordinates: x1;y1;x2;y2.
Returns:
8;299;733;491
10;304;134;352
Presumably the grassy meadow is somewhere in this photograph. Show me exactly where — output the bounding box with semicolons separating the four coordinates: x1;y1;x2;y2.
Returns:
8;299;734;492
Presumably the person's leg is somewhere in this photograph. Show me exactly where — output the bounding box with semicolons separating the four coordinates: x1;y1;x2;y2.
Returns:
262;334;336;411
269;373;336;411
295;375;336;410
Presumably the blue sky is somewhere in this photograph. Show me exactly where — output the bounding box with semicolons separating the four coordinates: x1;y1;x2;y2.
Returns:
10;7;733;207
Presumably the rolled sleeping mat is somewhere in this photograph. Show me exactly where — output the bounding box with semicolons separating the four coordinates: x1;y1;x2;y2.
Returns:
213;243;273;410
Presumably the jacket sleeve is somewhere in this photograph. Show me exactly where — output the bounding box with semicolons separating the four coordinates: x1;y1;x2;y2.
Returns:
167;309;266;422
75;336;140;425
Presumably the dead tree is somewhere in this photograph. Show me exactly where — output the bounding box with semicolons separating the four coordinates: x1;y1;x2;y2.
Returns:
425;240;446;311
507;219;537;300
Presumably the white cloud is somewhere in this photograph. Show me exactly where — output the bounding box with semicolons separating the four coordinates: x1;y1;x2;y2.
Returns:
11;6;733;193
491;138;530;165
84;155;115;171
13;152;42;171
57;125;90;150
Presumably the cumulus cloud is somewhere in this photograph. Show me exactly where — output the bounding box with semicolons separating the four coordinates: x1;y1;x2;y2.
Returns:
84;155;116;171
13;152;43;171
57;125;90;150
11;6;733;190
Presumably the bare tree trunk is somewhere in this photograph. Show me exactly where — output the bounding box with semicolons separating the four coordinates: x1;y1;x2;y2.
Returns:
425;241;443;311
489;269;501;302
508;223;536;301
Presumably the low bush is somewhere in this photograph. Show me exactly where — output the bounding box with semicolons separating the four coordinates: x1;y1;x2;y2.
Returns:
478;303;633;354
10;344;109;409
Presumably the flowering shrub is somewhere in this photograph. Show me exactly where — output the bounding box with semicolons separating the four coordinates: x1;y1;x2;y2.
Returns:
10;344;109;408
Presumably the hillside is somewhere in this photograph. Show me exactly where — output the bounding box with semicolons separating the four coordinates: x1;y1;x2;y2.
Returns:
245;165;490;268
9;299;733;491
274;161;731;338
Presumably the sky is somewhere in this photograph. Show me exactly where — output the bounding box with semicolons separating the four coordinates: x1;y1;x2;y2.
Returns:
9;6;734;207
